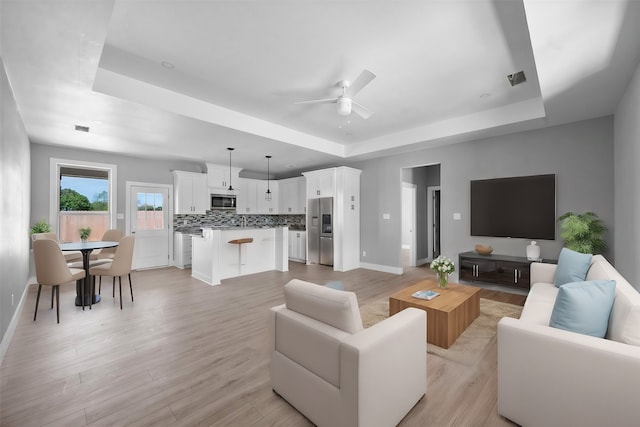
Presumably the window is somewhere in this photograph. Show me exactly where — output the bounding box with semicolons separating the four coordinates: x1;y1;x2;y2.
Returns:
50;159;117;242
137;192;165;231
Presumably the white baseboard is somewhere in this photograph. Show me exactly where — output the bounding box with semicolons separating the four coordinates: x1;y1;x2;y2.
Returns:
0;278;31;364
416;257;430;266
360;262;403;275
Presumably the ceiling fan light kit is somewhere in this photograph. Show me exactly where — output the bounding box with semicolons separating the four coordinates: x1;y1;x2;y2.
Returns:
337;97;352;115
295;69;376;119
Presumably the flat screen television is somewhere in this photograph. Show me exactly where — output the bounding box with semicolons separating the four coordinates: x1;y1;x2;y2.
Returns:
470;174;556;240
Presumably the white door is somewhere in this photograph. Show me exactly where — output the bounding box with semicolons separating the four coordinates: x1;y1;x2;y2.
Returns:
129;184;170;269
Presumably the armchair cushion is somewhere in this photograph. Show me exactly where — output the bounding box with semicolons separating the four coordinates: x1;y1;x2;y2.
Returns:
284;279;363;334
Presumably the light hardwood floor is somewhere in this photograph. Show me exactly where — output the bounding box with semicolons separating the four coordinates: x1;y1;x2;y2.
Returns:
1;261;522;426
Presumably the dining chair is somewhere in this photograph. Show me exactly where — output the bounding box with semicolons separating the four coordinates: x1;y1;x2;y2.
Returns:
89;235;135;309
32;232;83;263
32;239;86;323
90;229;123;261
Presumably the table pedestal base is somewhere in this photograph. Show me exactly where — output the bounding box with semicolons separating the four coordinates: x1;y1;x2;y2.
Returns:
75;281;101;306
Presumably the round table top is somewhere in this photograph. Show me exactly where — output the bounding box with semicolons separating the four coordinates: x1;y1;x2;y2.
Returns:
59;241;119;251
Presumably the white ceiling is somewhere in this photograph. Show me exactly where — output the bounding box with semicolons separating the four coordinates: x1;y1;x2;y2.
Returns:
2;0;639;177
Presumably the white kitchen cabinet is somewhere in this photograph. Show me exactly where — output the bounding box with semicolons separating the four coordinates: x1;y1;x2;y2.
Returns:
279;176;306;214
236;178;260;214
257;179;279;214
236;178;279;214
172;171;208;214
303;169;335;199
174;232;193;268
206;162;241;193
236;178;256;214
288;230;306;262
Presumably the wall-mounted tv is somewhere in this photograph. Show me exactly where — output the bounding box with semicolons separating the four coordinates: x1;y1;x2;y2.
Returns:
470;174;556;240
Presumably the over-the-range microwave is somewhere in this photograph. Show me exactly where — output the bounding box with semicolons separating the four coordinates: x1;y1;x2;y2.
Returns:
211;193;236;210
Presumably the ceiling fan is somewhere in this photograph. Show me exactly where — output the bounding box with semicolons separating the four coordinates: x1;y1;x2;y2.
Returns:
295;69;376;119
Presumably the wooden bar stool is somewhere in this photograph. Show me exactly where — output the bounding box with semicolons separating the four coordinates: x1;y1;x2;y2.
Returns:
228;238;253;275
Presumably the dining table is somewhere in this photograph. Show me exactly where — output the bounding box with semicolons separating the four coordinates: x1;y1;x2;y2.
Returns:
59;241;119;306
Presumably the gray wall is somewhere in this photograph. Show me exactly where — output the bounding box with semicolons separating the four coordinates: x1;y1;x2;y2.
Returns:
614;60;640;290
352;117;615;280
30;144;203;232
0;57;31;347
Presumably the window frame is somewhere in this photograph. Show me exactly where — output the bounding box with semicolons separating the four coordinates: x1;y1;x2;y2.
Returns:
49;158;117;236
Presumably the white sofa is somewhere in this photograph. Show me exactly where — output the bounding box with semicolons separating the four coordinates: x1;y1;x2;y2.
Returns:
497;255;640;427
270;279;426;427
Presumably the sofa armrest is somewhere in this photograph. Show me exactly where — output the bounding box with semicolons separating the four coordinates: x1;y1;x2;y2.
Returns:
340;308;426;427
530;261;556;284
498;317;640;427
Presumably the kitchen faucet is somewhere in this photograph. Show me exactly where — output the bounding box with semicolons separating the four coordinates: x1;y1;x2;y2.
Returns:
242;216;247;228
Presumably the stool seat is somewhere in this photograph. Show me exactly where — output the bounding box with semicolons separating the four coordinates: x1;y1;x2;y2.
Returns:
228;238;254;244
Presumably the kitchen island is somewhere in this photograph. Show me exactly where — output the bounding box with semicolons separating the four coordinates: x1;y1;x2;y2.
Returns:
191;227;288;285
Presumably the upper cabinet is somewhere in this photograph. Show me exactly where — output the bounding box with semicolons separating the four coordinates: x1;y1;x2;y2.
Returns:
172;171;208;214
303;169;335;199
206;162;241;193
256;180;279;214
236;178;279;214
278;176;306;214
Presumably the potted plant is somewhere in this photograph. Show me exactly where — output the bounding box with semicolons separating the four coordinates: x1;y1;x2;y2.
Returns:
558;211;607;254
79;227;92;242
30;219;52;237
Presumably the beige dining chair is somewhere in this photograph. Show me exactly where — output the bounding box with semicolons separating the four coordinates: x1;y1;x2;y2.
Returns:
89;235;135;309
33;239;86;323
90;229;123;261
32;232;83;263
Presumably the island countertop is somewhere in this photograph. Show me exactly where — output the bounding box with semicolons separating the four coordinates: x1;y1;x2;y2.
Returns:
191;227;288;285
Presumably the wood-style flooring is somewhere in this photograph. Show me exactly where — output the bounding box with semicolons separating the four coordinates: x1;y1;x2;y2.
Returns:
0;261;523;426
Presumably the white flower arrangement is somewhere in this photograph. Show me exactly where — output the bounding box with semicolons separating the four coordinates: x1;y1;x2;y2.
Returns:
430;255;455;275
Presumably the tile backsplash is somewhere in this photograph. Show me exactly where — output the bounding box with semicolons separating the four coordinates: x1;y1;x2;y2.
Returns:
174;211;305;232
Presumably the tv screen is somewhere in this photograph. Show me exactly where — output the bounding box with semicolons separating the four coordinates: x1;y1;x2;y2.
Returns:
470;174;556;240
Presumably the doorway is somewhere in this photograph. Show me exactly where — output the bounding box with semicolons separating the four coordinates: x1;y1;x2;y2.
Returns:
400;164;441;269
126;182;172;269
428;186;441;259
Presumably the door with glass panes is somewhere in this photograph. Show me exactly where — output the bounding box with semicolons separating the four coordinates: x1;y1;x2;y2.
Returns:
129;185;170;269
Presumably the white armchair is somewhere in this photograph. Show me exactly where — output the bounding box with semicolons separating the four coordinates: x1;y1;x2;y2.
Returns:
270;279;426;427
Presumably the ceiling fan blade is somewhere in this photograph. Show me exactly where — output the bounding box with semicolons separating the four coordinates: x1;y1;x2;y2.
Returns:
351;101;374;120
294;97;339;105
346;69;376;97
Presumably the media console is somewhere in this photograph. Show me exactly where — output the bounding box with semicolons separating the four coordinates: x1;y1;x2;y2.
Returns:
458;251;557;290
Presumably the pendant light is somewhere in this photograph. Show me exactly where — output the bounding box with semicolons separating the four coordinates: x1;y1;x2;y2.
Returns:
265;155;272;201
227;147;235;193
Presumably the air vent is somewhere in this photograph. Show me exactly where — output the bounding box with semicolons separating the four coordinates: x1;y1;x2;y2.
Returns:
507;71;526;86
74;125;90;132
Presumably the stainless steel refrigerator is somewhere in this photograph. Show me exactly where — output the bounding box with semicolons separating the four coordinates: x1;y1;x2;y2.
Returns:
307;197;333;266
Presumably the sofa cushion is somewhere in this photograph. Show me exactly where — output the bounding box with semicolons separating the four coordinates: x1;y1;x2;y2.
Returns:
583;255;640;346
549;280;616;338
519;283;558;326
284;279;363;334
554;248;592;287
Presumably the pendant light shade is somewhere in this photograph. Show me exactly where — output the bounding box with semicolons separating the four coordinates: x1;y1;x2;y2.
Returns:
227;147;235;193
265;155;272;201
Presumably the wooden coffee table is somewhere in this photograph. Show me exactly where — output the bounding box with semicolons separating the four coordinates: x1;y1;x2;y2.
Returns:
389;280;480;349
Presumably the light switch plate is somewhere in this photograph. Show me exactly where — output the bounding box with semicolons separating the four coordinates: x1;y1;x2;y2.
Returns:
453;213;461;220
383;213;391;220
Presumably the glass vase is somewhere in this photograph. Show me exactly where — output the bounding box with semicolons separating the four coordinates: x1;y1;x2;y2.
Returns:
437;272;448;289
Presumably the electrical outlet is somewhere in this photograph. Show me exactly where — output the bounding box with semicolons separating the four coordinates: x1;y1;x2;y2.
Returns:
363;250;366;257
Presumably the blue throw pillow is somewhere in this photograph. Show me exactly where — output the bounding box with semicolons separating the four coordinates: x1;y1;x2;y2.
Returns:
549;280;616;338
554;248;592;287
